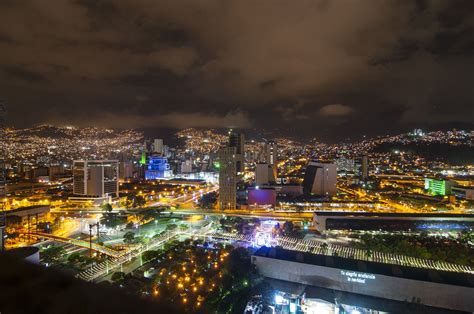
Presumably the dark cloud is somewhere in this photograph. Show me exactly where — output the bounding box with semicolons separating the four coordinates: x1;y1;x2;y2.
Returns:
0;0;472;141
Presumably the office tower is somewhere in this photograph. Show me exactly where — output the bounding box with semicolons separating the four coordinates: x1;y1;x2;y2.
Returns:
145;155;172;179
73;160;119;198
255;163;277;186
0;101;5;251
153;139;164;154
48;165;65;181
264;141;278;165
354;155;369;180
218;147;237;209
302;161;337;196
119;161;134;179
229;132;245;173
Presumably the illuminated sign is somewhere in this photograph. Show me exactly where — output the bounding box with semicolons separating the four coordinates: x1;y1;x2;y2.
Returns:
341;270;376;284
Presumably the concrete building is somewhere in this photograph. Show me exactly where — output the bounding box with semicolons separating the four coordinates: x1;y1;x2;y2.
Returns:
424;178;454;196
153;139;164;154
180;160;193;174
255;163;276;186
218;147;237;209
313;211;474;233
119;161;134;180
452;186;474;200
248;186;276;207
302;161;337;196
264;141;278;165
253;247;474;313
354;155;369;180
229;132;245;173
73;160;119;198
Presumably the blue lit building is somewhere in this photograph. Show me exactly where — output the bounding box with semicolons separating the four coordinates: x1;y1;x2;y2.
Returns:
145;156;171;179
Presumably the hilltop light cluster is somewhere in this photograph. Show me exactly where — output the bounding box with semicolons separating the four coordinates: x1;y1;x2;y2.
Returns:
4;125;143;164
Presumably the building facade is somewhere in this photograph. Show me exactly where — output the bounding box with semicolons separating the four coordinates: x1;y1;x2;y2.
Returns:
218;147;237;209
73;160;119;198
145;155;171;179
302;161;337;196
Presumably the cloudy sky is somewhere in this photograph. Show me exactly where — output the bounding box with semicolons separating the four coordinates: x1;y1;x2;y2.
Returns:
0;0;473;141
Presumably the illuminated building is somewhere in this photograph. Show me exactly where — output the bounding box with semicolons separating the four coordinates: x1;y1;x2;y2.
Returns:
73;160;119;198
248;186;276;207
145;155;171;179
218;147;237;209
302;161;337;196
253;247;473;313
255;163;276;186
424;178;453;196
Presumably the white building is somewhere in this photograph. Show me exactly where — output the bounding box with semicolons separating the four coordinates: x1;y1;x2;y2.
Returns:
302;161;337;196
73;160;119;198
255;163;277;186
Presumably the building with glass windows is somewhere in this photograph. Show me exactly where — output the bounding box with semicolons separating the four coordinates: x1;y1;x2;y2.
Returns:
73;160;119;198
145;155;172;180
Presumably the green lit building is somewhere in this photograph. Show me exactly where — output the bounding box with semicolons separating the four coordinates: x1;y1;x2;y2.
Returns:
424;178;453;196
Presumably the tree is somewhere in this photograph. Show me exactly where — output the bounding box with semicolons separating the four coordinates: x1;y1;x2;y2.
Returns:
198;192;217;209
282;221;294;236
142;250;159;262
225;247;253;279
67;252;83;264
166;224;178;231
111;271;126;283
41;246;65;265
101;203;113;213
123;231;135;244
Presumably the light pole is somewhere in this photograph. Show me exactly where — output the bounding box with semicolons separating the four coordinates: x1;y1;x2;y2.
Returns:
89;222;100;258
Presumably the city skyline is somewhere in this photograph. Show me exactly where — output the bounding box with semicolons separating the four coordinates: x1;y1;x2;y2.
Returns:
0;1;473;141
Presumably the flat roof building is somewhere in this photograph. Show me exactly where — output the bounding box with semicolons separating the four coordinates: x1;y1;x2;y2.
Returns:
253;246;474;312
73;160;119;198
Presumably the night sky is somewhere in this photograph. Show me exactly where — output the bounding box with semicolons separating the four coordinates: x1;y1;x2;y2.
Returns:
0;1;473;141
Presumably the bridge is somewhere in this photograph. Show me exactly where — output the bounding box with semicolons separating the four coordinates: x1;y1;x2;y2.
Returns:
76;230;180;282
23;232;122;258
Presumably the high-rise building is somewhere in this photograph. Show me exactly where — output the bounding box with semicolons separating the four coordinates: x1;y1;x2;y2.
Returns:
302;161;337;196
218;147;237;209
264;141;278;165
119;161;134;180
73;160;119;198
229;132;245;173
255;163;277;186
354;155;369;180
153;139;164;154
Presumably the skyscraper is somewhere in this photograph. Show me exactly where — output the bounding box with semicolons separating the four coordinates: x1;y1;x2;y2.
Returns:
354;155;369;181
73;160;119;198
255;163;276;186
229;132;245;173
218;147;237;209
302;161;337;196
264;141;278;165
153;139;164;154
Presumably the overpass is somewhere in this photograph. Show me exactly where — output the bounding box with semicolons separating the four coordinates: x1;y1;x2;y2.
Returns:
24;232;122;258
